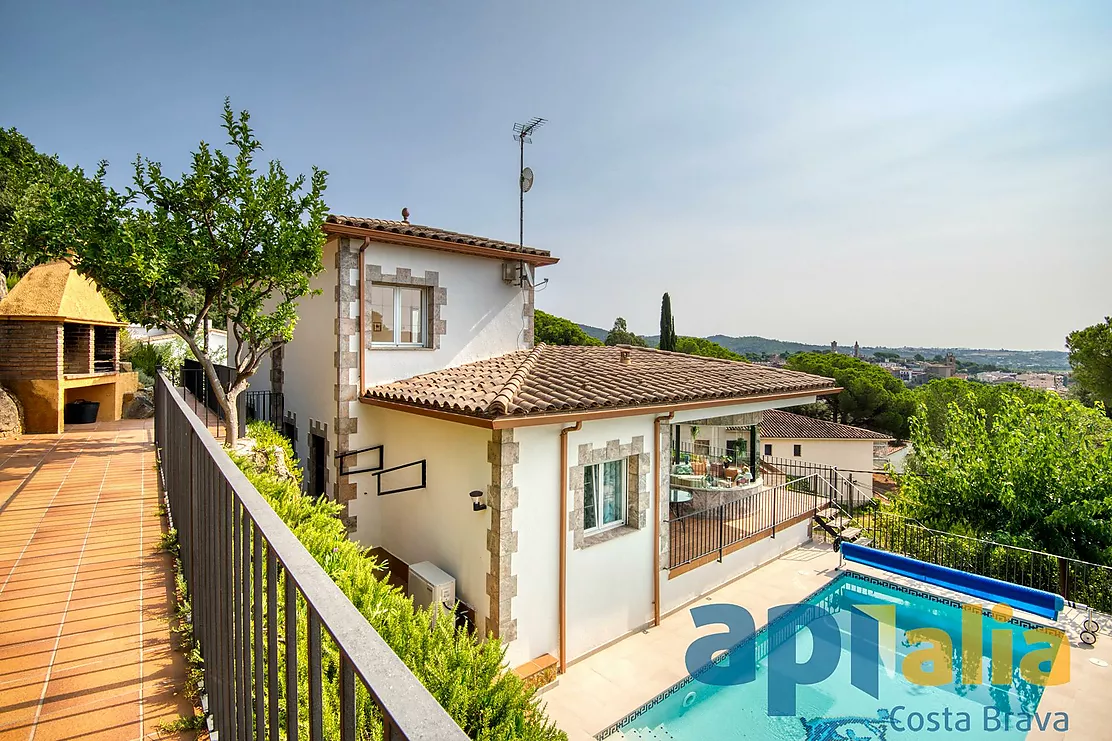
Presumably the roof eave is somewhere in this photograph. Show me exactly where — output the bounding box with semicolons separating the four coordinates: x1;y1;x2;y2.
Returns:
322;221;560;266
361;386;840;429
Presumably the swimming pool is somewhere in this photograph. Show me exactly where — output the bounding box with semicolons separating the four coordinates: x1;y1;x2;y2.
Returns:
602;572;1064;740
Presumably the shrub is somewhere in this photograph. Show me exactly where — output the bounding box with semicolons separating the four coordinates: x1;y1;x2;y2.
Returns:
230;421;566;741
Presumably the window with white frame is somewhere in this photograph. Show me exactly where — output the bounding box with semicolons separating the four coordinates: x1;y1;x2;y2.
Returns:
583;459;626;533
370;284;428;347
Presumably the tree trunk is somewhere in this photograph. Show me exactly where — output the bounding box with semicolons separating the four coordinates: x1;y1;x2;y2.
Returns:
0;271;7;300
224;392;239;448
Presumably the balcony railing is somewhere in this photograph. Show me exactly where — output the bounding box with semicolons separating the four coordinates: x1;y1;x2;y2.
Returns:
761;455;873;516
154;371;468;741
667;473;824;569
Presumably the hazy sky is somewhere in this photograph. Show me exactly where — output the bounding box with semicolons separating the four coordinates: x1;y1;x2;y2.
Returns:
2;2;1109;350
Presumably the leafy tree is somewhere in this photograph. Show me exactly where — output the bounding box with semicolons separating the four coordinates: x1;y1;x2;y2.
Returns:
659;293;677;352
895;388;1112;563
7;100;328;446
674;335;743;361
911;377;1050;443
1067;317;1112;416
914;353;926;362
604;316;646;347
0;128;71;295
785;352;915;438
534;309;602;346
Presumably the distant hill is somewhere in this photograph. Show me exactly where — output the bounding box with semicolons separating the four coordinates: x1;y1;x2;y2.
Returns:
578;323;609;343
573;323;1069;371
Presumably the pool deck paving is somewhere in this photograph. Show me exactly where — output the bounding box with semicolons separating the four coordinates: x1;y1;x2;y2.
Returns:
541;541;1112;741
0;420;194;741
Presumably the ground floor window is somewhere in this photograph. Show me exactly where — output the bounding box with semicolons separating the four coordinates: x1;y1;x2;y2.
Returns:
583;459;625;533
793;444;803;457
764;443;772;456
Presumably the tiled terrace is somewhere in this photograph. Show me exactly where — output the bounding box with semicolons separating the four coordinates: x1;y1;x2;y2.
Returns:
0;420;194;741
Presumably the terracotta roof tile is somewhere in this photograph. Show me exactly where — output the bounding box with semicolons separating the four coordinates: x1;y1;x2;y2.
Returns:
325;215;552;260
759;409;893;440
365;345;837;420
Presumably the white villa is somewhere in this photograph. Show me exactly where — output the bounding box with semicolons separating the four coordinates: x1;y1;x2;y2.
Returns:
239;214;843;674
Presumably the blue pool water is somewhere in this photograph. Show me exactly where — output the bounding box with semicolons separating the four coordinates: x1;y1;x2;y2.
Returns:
607;573;1062;741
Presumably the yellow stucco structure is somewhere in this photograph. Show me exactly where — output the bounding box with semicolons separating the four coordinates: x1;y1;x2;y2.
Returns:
0;262;139;433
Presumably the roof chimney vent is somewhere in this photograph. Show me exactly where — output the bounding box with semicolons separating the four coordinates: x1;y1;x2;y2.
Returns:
619;349;631;366
401;207;410;223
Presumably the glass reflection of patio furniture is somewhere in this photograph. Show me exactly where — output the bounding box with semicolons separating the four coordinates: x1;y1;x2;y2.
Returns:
670;488;693;518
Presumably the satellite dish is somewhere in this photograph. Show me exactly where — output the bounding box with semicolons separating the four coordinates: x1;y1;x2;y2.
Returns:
520;167;534;193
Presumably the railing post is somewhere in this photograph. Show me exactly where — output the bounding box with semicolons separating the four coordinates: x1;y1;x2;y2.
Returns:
771;483;778;539
717;505;724;563
1058;557;1069;601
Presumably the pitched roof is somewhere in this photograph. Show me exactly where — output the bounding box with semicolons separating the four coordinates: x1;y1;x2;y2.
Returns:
758;409;893;441
364;344;837;422
324;215;557;264
0;261;124;326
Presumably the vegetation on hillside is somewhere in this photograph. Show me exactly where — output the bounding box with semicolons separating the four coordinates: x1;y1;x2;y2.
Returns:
786;352;915;439
0;127;71;290
1067;316;1112;417
674;336;743;360
232;422;566;741
603;317;646;347
894;388;1112;564
534;309;602;346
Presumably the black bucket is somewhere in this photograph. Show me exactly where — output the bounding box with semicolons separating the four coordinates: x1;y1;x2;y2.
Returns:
64;400;100;425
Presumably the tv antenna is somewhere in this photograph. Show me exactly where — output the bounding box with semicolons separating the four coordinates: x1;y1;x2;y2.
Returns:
513;117;546;253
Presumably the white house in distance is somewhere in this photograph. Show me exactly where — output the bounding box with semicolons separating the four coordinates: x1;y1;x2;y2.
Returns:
674;408;891;494
238;213;841;675
757;409;892;493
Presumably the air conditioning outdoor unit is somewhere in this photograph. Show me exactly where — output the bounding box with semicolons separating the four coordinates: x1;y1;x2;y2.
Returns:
408;561;456;622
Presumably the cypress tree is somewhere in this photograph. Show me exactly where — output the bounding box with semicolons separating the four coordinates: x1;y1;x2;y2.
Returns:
659;292;677;351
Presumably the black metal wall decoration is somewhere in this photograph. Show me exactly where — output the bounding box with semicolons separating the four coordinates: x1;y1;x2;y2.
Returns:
375;460;427;496
335;444;384;476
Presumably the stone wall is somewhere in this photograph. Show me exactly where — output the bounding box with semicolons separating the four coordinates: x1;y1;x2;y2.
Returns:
486;428;519;640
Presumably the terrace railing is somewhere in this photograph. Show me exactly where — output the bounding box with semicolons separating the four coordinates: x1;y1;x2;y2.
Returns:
761;455;873;516
154;371;468;741
163;360;285;442
667;473;825;569
860;511;1112;615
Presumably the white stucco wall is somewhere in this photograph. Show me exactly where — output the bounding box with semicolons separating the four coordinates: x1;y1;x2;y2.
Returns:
762;438;876;491
659;519;811;616
559;414;660;662
362;240;532;386
346;406;493;631
510;424;562;667
278;240;341;469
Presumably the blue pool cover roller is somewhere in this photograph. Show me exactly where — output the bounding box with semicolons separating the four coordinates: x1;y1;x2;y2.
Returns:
840;542;1064;620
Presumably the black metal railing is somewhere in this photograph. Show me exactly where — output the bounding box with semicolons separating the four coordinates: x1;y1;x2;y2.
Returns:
154;371;468;741
244;388;285;428
761;455;872;517
860;511;1112;615
667;474;824;569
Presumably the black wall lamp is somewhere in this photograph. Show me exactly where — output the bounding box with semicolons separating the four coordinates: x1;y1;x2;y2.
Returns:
469;490;487;511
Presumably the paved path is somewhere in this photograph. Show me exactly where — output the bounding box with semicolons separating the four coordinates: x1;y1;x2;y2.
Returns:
0;420;193;741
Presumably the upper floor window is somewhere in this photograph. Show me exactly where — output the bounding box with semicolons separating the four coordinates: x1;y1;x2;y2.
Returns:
370;285;427;347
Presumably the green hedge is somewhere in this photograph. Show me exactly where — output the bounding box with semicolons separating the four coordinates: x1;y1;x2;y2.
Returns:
230;421;565;741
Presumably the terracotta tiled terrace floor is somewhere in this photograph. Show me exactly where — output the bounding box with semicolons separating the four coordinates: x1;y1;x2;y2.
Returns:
0;420;194;741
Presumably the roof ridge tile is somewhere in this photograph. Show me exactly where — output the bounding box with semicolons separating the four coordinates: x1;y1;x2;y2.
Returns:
490;343;546;414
